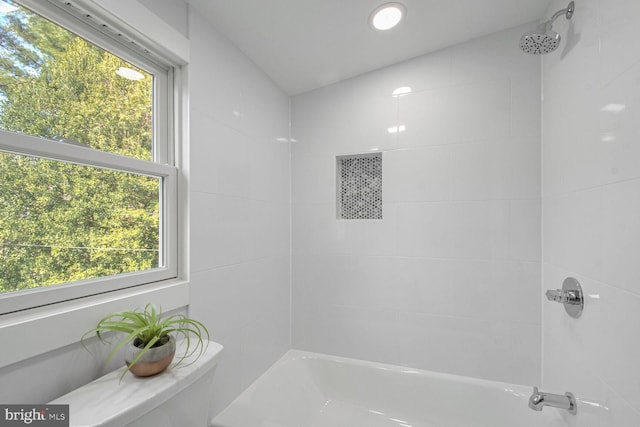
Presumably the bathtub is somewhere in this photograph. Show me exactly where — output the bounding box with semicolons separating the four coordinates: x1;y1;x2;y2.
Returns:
211;350;568;427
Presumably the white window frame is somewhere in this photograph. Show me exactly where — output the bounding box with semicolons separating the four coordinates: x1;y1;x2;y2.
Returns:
0;133;178;314
0;0;190;368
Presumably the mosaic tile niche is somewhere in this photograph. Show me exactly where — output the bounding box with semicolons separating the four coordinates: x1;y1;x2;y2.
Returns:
336;153;382;220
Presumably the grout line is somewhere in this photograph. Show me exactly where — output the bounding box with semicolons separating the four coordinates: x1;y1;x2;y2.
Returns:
288;97;294;349
540;52;545;388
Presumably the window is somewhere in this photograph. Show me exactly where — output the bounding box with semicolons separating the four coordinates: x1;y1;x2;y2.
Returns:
0;0;177;314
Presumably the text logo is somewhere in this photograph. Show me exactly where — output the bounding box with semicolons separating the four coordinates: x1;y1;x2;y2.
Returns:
0;405;68;426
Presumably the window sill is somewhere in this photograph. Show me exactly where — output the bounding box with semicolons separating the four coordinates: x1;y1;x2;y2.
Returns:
0;280;189;369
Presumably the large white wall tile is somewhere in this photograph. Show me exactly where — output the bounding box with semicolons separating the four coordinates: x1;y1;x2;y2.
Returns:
601;179;640;294
396;201;510;260
249;137;291;203
508;136;541;199
448;259;541;323
383;147;452;202
190;267;255;337
337;93;399;154
543;189;603;280
366;51;454;94
590;283;640;413
396;87;455;146
449;140;511;201
511;76;542;143
291;150;336;204
302;304;404;365
245;200;290;261
379;257;453;314
396;80;510;146
508;199;541;262
190;116;251;197
596;61;640;186
292;202;342;255
190;192;250;272
207;333;243;418
292;254;338;350
395;202;459;259
448;25;540;83
602;385;640;427
542;87;602;195
330;256;404;310
396;311;540;385
543;0;640;424
188;10;290;419
340;205;398;256
188;25;248;132
292;23;541;385
598;0;640;88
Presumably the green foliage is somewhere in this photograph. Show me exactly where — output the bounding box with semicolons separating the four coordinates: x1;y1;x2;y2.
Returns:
0;3;158;293
0;3;73;95
82;304;210;381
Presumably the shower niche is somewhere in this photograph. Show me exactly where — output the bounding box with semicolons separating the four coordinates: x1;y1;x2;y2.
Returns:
336;153;382;220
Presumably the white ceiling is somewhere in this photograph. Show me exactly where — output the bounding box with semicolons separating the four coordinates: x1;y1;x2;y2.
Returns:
186;0;550;95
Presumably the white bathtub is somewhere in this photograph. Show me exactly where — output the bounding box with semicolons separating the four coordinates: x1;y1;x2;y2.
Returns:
211;350;568;427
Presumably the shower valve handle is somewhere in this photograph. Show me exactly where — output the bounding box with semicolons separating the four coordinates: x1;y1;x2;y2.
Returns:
545;289;581;305
545;277;584;319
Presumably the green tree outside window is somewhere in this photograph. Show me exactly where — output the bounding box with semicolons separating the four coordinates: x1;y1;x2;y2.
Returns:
0;2;159;294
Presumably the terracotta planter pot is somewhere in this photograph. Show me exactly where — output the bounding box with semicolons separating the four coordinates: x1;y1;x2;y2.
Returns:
125;335;176;377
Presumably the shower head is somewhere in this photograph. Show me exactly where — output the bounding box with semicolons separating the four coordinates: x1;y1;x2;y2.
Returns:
519;23;561;55
519;1;574;55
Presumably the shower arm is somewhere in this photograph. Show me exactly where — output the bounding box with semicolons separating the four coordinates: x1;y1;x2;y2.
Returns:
547;1;575;25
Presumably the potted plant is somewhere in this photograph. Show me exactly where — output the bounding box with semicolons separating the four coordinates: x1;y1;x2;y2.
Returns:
82;304;210;381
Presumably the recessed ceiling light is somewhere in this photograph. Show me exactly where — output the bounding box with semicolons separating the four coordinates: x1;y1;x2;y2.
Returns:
370;3;406;31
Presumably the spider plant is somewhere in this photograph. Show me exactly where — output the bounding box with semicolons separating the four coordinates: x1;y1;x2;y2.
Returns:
82;304;210;381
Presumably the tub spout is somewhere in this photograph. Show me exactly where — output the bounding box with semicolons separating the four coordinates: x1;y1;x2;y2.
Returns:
529;386;577;415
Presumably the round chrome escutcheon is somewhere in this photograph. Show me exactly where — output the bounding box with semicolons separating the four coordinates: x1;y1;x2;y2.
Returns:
562;277;583;318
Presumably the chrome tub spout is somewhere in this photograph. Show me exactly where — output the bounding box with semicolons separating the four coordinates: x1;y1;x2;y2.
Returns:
529;386;577;415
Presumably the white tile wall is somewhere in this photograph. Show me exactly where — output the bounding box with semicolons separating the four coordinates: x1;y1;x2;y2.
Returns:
291;24;542;386
187;10;291;419
542;0;640;425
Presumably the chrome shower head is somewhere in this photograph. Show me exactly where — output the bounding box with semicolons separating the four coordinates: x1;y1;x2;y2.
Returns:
519;23;561;54
519;1;574;55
